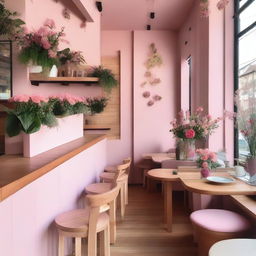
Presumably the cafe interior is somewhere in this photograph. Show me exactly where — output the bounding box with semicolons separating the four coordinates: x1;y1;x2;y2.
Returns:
0;0;256;255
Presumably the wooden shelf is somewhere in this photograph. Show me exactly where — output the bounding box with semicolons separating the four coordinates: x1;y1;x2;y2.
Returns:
29;74;99;86
84;124;111;131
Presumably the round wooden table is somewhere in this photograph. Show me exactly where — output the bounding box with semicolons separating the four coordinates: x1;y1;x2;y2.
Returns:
147;169;179;232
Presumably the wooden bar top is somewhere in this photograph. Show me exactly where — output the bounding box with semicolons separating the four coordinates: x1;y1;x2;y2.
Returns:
0;134;106;202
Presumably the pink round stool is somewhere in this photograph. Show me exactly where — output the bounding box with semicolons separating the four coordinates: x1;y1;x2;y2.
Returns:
190;209;251;256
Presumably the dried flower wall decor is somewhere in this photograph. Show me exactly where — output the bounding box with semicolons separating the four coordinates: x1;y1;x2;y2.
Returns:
141;43;163;107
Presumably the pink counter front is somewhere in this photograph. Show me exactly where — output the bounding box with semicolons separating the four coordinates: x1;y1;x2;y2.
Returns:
0;134;107;256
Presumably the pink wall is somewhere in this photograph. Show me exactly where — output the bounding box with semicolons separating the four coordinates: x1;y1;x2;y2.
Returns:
101;31;179;183
0;139;107;256
101;31;133;166
133;31;178;165
5;0;101;98
179;1;234;162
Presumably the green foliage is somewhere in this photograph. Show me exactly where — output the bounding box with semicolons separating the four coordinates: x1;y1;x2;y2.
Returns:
0;1;25;38
57;48;86;65
72;102;87;114
19;44;59;68
86;97;108;115
90;66;118;92
5;112;22;137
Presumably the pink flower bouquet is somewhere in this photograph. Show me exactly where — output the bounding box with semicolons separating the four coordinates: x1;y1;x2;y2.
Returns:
170;107;222;141
16;19;66;69
196;149;221;170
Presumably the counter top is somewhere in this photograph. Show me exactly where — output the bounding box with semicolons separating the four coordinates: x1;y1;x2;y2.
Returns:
0;134;106;201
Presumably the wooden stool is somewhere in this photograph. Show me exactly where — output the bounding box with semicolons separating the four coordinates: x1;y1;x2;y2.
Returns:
85;161;130;243
209;239;256;256
190;209;251;256
100;158;131;207
137;163;153;188
55;185;120;256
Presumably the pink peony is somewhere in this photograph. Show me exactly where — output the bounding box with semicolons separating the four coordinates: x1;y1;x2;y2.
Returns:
44;19;56;29
10;94;30;103
41;37;51;49
185;129;195;139
201;155;209;161
30;95;48;104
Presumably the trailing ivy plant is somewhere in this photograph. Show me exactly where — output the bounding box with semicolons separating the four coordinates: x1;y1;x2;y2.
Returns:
0;1;25;38
89;66;118;93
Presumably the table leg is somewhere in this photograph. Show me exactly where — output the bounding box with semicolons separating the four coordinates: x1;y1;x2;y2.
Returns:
164;181;172;232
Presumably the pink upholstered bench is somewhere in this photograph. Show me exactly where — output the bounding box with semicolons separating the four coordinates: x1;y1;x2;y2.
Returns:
190;209;251;256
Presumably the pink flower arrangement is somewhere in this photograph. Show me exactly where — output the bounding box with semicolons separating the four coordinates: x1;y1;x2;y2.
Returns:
16;19;66;68
9;95;48;103
196;148;220;170
170;107;223;141
51;94;85;105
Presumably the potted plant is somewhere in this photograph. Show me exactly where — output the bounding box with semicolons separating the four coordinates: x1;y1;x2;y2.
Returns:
0;1;25;38
16;19;65;75
196;149;221;178
57;48;86;77
170;107;222;160
89;66;118;92
3;94;87;157
85;97;108;124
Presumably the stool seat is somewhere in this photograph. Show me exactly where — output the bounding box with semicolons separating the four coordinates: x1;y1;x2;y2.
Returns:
209;239;256;256
104;166;117;173
190;209;250;233
100;172;128;182
55;208;109;234
86;183;113;194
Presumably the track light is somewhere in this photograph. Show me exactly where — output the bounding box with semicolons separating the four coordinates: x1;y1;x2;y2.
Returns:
147;25;151;30
150;12;155;19
96;1;103;12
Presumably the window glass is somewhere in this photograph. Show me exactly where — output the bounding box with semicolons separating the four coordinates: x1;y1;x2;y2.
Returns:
239;1;256;31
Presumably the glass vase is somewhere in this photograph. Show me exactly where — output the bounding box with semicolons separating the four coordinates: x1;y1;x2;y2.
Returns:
177;139;196;160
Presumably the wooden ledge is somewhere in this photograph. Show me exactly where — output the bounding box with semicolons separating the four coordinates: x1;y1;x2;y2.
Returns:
230;195;256;219
0;134;106;202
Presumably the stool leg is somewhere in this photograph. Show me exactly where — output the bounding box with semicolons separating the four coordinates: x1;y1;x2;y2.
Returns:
125;180;128;205
120;183;125;219
75;238;81;256
109;199;116;244
58;233;64;256
99;225;110;256
88;232;97;256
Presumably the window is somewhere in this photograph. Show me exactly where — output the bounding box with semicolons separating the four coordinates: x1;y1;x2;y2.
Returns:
234;0;256;159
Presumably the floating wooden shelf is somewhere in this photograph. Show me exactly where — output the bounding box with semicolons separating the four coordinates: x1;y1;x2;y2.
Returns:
29;74;99;86
84;124;111;131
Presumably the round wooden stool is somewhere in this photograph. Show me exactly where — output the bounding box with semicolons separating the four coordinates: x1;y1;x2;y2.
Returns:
190;209;251;256
209;239;256;256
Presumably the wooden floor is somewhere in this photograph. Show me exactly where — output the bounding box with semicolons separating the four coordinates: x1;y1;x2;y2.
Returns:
110;185;197;256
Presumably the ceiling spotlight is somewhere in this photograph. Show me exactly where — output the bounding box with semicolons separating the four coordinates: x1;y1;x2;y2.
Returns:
150;12;155;19
147;25;151;30
96;1;103;12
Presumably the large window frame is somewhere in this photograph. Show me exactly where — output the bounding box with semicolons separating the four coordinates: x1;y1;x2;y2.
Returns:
234;0;256;159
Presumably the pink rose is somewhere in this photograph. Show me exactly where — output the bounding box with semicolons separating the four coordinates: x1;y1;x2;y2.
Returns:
185;129;195;139
10;94;30;103
202;162;208;169
30;95;47;104
196;106;204;112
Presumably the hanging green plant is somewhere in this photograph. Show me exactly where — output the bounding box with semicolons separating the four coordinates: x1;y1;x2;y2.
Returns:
89;66;118;92
86;97;108;115
0;1;25;38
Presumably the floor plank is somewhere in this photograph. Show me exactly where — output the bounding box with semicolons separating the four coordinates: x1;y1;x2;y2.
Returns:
110;185;197;256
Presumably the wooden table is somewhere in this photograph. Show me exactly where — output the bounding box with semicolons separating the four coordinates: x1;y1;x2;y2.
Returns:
142;153;176;163
147;169;256;232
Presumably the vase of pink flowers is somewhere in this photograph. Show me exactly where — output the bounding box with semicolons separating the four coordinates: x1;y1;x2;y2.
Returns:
170;107;222;160
196;149;221;178
15;19;66;76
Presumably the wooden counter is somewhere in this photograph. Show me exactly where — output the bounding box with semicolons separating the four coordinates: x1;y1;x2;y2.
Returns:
0;134;106;202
